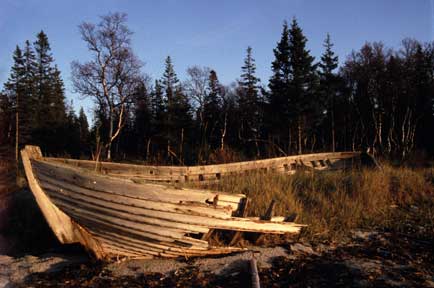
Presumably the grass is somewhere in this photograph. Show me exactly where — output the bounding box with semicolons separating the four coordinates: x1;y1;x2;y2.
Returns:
192;164;434;242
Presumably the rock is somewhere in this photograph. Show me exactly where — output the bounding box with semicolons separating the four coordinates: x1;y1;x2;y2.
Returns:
290;243;319;255
352;230;379;241
195;246;290;275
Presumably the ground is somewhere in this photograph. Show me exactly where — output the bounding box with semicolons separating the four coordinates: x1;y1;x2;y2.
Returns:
1;166;433;287
1;230;432;287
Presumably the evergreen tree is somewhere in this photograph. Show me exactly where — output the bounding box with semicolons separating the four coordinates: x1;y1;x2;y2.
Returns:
34;31;54;118
146;80;166;161
3;46;25;160
267;21;292;154
407;43;434;156
203;70;223;151
161;56;192;163
64;103;80;158
237;46;261;156
22;40;38;131
133;80;152;158
319;33;339;151
33;31;68;154
288;18;319;154
77;107;90;156
0;93;12;146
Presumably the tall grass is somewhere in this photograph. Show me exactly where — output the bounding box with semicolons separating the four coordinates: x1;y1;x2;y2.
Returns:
193;165;434;241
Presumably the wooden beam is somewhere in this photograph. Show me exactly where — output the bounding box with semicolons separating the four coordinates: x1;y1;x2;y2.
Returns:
229;198;249;246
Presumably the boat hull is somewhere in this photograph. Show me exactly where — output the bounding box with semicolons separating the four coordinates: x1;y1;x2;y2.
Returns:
21;146;308;259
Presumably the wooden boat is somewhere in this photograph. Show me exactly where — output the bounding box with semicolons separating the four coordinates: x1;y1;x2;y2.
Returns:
21;146;360;260
46;151;361;184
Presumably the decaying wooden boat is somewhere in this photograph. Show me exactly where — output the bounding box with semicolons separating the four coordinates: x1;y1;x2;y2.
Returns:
46;151;361;183
21;145;361;259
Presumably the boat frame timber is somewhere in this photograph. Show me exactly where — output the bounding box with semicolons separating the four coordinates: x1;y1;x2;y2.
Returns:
46;151;361;184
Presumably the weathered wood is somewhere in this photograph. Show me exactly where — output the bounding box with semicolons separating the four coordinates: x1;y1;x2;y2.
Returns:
36;172;233;219
21;146;105;259
201;195;219;241
33;160;244;211
255;200;276;244
250;256;261;288
21;145;308;259
45;151;361;183
261;200;276;221
40;175;303;234
229;198;250;246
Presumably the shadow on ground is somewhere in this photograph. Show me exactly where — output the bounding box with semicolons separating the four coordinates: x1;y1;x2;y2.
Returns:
12;231;434;288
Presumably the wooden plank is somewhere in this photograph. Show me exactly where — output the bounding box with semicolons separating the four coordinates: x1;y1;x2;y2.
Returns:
44;186;210;234
255;200;276;244
45;151;361;183
38;172;303;234
229;198;250;246
93;229;206;254
37;159;246;204
261;200;276;220
36;172;233;219
250;256;260;288
52;200;196;240
54;191;303;234
20;146;105;259
63;208;208;247
33;160;244;211
95;232;240;257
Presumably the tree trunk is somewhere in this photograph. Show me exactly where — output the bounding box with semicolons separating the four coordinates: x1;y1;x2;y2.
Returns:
331;108;336;152
15;92;19;164
297;116;302;155
220;113;227;151
107;107;114;161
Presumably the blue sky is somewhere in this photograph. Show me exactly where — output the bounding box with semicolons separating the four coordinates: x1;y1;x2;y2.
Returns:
0;0;432;116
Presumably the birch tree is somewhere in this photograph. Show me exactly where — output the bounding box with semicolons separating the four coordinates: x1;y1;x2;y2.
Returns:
71;12;142;160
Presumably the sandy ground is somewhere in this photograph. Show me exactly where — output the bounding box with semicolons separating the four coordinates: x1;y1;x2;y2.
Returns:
1;230;433;287
0;253;87;287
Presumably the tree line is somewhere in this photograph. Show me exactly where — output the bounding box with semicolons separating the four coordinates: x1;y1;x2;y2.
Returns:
1;13;433;164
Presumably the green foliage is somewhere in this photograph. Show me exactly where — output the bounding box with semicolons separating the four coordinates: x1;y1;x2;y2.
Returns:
203;70;223;151
237;46;262;157
160;56;192;164
267;21;292;152
2;31;73;156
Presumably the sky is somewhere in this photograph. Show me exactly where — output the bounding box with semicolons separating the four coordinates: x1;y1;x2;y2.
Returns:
0;0;433;117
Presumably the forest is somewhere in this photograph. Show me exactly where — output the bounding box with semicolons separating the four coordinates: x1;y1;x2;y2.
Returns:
1;13;433;164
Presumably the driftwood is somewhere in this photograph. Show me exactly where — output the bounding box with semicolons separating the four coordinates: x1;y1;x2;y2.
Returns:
250;255;261;288
21;145;306;260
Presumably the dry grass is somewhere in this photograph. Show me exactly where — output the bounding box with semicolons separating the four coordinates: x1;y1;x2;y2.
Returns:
193;165;434;241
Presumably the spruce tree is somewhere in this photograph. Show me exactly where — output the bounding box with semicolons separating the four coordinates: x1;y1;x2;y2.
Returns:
267;21;291;154
22;40;38;130
3;46;25;161
33;31;67;154
237;46;261;156
161;56;192;163
151;79;165;134
147;80;165;159
133;80;151;158
288;18;318;154
319;33;339;151
78;107;90;156
0;93;12;146
203;70;223;150
64;103;80;157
